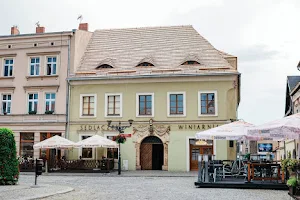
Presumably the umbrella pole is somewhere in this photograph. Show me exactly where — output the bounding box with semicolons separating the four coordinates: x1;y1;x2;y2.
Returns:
55;148;58;169
284;141;286;159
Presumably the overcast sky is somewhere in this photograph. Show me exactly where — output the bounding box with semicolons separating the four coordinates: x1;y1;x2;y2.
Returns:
1;0;300;125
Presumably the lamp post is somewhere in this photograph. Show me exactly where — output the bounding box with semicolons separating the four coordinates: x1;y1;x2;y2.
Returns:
107;119;133;175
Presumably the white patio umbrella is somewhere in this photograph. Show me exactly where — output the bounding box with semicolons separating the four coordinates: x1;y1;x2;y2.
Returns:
75;135;118;169
247;113;300;159
195;120;255;141
247;113;300;140
33;135;76;169
33;135;76;149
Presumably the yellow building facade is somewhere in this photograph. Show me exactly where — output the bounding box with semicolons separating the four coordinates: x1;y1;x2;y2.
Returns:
67;25;240;171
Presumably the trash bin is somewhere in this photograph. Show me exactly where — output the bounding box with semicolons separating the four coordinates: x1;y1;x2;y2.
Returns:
123;160;128;170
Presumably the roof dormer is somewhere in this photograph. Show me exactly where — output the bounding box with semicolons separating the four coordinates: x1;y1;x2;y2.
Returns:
136;62;154;67
96;64;113;69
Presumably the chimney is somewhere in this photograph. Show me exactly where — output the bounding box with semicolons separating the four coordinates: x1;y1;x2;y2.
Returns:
36;26;45;34
78;23;88;31
11;26;20;35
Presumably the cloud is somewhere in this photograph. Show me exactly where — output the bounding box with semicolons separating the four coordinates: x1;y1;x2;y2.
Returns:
234;45;280;63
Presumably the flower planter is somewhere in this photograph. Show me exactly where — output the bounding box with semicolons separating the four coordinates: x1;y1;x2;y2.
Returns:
44;111;54;115
28;111;37;115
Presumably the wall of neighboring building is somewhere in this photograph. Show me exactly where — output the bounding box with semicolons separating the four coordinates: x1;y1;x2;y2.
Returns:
0;32;72;159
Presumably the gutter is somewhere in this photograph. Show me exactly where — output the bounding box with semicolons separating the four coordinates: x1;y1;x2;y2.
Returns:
67;72;241;81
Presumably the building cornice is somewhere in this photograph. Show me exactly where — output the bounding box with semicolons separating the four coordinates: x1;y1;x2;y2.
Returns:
69;73;240;85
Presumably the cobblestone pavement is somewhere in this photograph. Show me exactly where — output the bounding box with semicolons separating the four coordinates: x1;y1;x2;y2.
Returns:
17;174;290;200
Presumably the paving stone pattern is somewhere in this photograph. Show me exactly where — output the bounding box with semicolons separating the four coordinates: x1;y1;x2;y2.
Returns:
15;174;290;200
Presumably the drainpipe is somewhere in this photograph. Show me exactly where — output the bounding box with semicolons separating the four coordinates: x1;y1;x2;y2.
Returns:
65;34;72;141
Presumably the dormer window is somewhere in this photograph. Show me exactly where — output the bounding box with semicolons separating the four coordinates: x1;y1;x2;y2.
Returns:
96;64;113;69
136;62;154;67
181;60;200;65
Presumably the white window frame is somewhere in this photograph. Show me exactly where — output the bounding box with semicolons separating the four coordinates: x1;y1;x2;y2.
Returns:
45;56;57;76
79;94;97;118
1;94;12;114
136;93;154;117
3;58;14;77
28;93;39;112
198;91;218;117
167;91;186;117
105;93;122;118
104;133;119;161
78;134;95;160
45;93;56;112
29;57;40;76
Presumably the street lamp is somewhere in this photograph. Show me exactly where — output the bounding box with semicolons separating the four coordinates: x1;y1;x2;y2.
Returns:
107;119;133;175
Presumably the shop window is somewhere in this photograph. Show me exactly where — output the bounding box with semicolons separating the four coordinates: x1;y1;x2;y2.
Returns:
81;135;93;159
229;140;234;148
106;135;118;159
20;133;34;159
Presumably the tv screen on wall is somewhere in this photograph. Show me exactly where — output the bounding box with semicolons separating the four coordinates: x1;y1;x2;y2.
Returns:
258;143;273;152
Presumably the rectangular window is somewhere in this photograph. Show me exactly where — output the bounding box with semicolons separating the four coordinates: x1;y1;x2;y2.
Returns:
82;96;95;116
139;95;152;115
4;58;13;77
170;94;183;115
46;56;57;75
106;135;118;159
20;133;34;158
2;94;11;114
28;93;38;112
30;57;40;76
81;135;93;159
45;93;56;112
107;95;120;116
200;93;215;115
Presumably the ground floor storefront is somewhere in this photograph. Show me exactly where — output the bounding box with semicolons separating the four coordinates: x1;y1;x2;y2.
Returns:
68;120;237;172
0;120;66;171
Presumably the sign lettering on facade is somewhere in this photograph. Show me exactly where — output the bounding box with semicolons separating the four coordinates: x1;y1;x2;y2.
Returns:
177;124;220;131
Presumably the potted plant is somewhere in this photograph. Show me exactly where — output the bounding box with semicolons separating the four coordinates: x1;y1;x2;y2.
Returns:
28;111;37;115
45;110;54;114
113;134;126;144
244;153;250;161
287;177;297;195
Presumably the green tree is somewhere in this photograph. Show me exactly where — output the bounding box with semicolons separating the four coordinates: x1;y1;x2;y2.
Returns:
0;128;19;185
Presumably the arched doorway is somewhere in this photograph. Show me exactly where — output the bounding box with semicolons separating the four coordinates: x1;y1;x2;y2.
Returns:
140;136;164;170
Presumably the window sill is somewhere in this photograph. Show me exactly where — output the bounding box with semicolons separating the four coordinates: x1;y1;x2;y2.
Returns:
105;115;122;118
136;115;154;118
167;114;186;118
80;115;96;119
26;75;59;80
198;114;218;117
0;76;15;80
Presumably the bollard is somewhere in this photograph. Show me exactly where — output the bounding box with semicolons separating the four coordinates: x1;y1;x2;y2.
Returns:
45;160;48;174
198;154;203;183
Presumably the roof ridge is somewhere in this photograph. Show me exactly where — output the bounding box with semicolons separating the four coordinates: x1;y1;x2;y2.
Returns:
94;25;193;32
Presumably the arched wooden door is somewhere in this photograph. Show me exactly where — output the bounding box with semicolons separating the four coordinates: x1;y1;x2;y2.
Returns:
140;136;164;170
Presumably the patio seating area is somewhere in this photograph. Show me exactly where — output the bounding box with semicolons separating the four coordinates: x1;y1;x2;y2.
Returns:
195;155;287;190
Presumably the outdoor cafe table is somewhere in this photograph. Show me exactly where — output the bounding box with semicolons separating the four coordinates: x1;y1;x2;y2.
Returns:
247;162;281;182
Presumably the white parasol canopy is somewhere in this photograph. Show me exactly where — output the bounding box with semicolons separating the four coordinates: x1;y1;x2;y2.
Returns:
247;113;300;140
75;135;118;148
195;120;255;140
33;135;76;149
